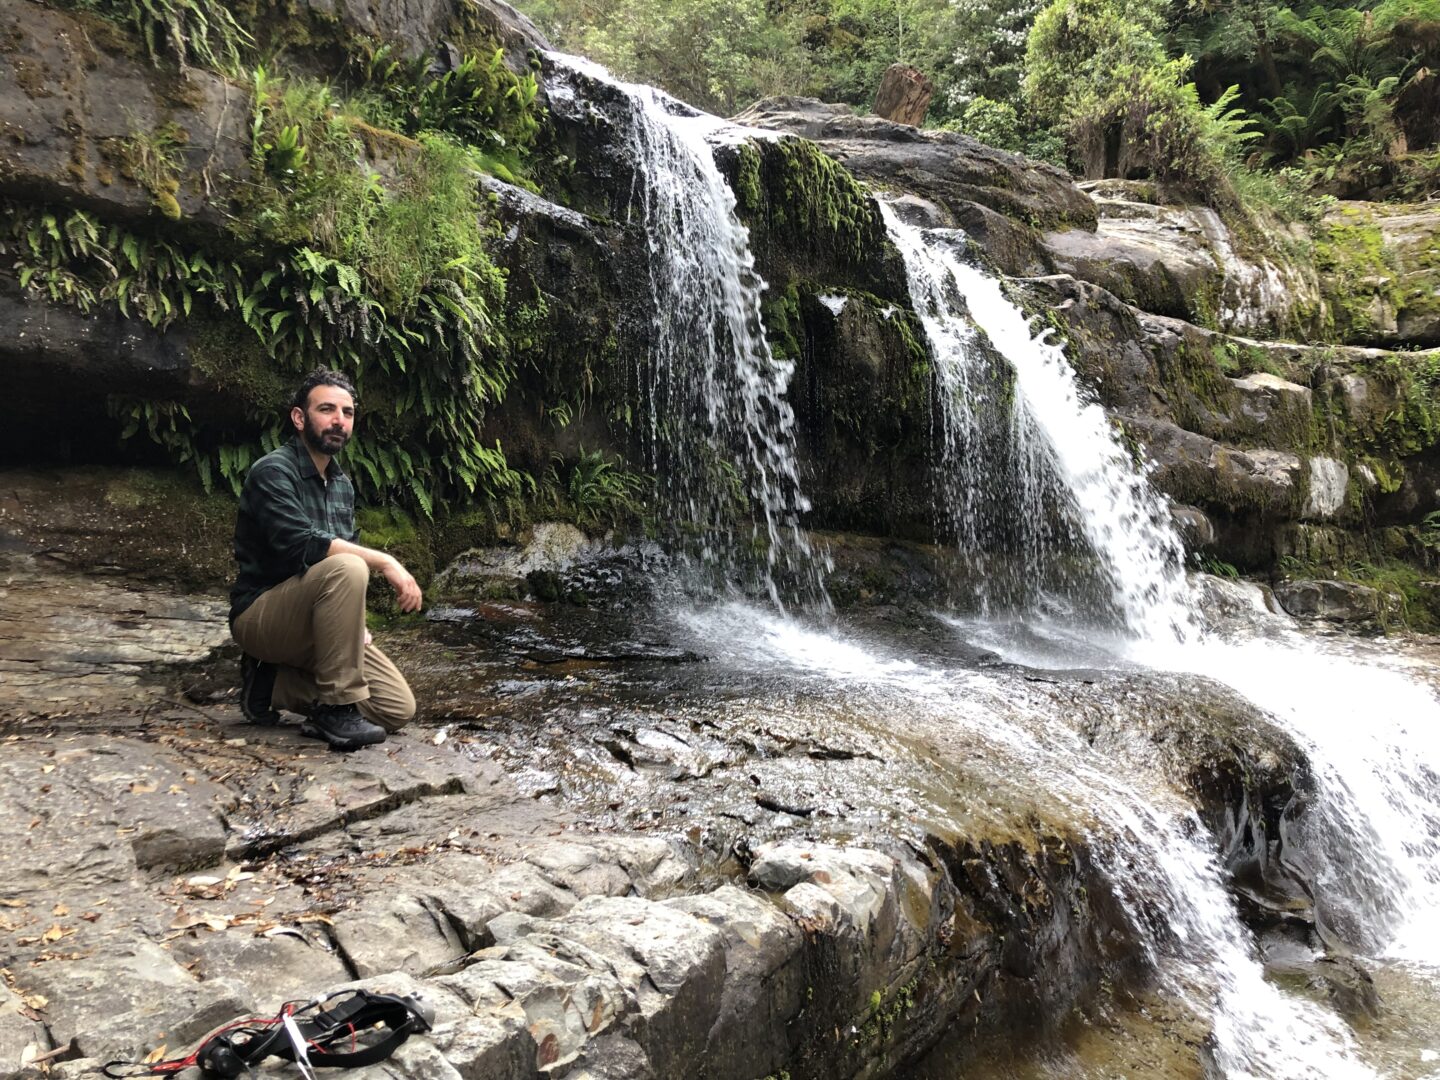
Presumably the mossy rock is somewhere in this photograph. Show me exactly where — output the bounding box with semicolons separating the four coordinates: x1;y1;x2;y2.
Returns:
0;467;235;590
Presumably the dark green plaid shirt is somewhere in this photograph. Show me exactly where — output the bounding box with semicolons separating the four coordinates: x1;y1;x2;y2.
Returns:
229;437;358;624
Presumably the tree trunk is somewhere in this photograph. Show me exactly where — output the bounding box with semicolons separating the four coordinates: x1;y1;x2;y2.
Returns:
872;64;934;127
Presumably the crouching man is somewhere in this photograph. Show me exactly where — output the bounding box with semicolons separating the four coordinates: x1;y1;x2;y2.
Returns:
230;368;422;751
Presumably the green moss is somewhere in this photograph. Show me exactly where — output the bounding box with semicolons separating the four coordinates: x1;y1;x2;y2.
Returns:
356;505;436;608
761;283;804;362
1314;213;1398;343
728;136;881;272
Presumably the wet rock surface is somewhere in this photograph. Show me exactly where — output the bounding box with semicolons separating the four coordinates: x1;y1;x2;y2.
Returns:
731;97;1095;233
0;541;1335;1080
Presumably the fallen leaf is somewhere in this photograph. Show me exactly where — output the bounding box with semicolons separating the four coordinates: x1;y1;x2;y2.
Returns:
225;739;247;747
79;912;100;923
51;904;68;917
142;1045;168;1064
40;925;73;944
129;781;158;795
39;765;54;775
186;875;224;889
0;900;27;909
22;993;47;1010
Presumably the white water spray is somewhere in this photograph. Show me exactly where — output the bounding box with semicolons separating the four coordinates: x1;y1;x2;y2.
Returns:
545;55;827;610
687;602;1378;1078
879;202;1195;643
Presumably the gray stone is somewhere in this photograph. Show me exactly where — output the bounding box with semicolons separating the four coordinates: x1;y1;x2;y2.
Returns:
169;926;353;1005
0;4;250;227
547;896;726;1079
23;938;250;1062
332;893;469;979
1170;504;1217;549
0;985;47;1077
664;887;805;1080
438;944;629;1073
430;1012;538;1080
731;97;1094;231
1274;580;1396;622
1303;457;1350;520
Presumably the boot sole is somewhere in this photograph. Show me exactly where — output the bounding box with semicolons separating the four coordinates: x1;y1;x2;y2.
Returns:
298;721;385;752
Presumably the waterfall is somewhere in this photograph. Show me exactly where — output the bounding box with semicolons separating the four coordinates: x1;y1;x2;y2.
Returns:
685;602;1379;1079
876;203;1440;1075
545;55;828;611
879;202;1196;644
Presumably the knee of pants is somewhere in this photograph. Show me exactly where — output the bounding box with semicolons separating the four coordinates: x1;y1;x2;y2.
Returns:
315;552;369;587
367;687;416;732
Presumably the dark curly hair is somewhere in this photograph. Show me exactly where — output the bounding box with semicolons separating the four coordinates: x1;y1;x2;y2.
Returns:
292;368;359;412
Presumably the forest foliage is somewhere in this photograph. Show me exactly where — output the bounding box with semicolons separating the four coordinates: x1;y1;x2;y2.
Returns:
519;0;1440;202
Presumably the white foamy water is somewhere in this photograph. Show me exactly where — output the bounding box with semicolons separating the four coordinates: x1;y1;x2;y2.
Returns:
685;602;1377;1078
545;54;826;610
879;202;1196;643
869;210;1432;1072
1133;619;1440;970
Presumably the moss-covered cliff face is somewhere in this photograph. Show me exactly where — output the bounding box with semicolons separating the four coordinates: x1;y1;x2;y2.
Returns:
5;0;1440;625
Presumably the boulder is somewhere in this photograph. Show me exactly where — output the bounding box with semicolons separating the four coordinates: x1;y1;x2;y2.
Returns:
319;0;552;62
664;886;806;1080
1302;457;1350;520
1274;579;1397;622
0;3;250;227
730;97;1095;232
1319;201;1440;347
1044;181;1322;339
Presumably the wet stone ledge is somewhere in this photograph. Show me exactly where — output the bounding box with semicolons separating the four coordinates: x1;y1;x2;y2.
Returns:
0;546;1302;1080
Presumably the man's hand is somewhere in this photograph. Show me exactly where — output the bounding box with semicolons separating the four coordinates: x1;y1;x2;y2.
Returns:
325;538;423;613
384;558;423;613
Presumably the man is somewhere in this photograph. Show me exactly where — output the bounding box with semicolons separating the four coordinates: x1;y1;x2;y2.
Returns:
230;368;422;751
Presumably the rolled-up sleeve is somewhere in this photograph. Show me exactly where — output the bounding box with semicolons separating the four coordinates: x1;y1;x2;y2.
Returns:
242;462;337;577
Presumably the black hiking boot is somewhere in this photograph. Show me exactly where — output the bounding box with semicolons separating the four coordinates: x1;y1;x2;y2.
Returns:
239;653;282;725
299;703;387;751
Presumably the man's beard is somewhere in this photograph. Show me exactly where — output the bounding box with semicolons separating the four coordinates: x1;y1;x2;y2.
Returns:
302;416;349;456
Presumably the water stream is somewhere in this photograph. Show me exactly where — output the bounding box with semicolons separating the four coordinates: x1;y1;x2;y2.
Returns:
882;210;1440;1076
538;61;1440;1076
546;55;828;610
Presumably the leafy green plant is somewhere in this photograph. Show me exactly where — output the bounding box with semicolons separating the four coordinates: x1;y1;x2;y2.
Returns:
352;43;541;182
553;449;647;528
70;0;251;72
1;196;519;510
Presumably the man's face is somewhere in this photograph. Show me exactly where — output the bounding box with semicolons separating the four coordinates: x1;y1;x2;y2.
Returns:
292;384;356;457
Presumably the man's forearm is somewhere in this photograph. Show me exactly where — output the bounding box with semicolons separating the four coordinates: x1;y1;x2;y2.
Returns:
326;536;399;571
326;537;423;612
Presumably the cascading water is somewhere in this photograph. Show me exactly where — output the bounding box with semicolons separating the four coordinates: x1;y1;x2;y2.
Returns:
544;53;1436;1074
683;602;1378;1078
545;55;827;610
878;203;1440;1074
879;201;1195;644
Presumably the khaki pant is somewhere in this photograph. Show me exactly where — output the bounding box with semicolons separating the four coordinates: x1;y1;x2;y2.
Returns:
232;554;415;732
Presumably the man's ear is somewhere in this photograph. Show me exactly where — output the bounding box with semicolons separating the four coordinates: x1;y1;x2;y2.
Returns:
290;405;305;433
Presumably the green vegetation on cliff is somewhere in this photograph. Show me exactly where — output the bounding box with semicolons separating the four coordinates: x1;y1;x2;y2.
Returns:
6;6;547;516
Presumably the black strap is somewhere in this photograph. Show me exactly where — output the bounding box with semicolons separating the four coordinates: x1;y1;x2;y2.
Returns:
237;992;430;1072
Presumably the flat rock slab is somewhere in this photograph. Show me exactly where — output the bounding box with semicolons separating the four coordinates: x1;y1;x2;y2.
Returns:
0;552;229;720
